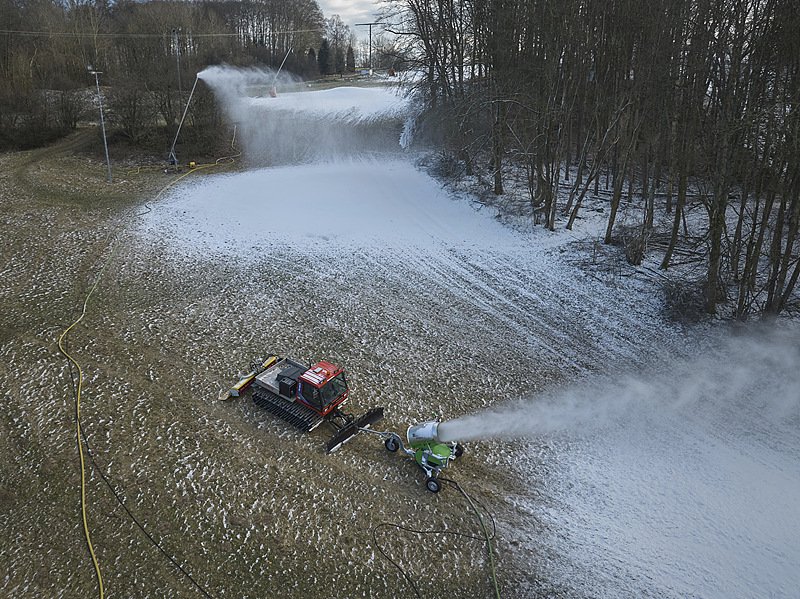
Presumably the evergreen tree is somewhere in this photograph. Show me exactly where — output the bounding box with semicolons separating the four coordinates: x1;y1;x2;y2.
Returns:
317;39;331;75
334;47;345;75
306;48;318;76
346;45;355;73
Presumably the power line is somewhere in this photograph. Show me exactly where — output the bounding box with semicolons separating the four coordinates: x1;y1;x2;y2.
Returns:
0;28;324;39
354;22;383;71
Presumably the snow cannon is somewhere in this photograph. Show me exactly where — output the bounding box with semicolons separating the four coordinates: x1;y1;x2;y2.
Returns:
407;420;443;446
378;420;465;493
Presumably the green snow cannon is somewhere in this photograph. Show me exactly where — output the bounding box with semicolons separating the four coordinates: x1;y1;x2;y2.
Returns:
383;420;464;493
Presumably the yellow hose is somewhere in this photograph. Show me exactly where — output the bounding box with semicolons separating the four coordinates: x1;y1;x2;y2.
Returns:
56;156;236;598
58;252;116;599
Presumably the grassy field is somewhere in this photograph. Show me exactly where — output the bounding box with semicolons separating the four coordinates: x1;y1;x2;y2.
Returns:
1;134;546;598
2;124;706;598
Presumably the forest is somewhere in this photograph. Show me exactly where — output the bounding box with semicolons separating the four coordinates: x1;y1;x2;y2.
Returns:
0;0;354;148
2;0;799;318
385;0;799;317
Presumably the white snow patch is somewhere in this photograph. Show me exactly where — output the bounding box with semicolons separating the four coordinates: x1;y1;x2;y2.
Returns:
138;158;523;256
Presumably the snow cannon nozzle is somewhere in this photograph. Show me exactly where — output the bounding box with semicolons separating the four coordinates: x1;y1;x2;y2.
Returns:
407;420;443;446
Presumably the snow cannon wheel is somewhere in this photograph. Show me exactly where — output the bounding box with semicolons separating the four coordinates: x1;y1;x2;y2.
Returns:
425;477;441;493
385;437;400;452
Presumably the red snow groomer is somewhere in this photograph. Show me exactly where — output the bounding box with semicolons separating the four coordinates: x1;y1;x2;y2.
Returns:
220;356;384;453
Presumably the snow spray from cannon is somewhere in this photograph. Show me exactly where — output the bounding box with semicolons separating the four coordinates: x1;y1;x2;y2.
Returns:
437;326;800;444
196;64;415;166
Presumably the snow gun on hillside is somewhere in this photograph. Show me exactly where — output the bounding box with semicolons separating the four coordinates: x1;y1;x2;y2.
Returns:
363;420;465;493
220;355;384;453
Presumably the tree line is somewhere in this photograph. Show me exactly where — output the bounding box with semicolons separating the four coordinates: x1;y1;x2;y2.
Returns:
0;0;357;150
385;0;799;317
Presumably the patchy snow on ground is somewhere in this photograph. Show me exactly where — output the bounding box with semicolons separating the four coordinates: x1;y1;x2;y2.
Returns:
130;81;800;598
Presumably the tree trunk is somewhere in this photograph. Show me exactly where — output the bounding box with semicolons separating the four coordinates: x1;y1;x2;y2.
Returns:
705;193;727;314
661;167;687;269
735;195;761;318
492;100;505;195
730;186;749;282
604;159;627;244
604;123;638;244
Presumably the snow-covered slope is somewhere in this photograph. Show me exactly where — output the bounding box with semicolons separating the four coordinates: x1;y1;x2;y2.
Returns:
132;83;799;598
141;158;518;253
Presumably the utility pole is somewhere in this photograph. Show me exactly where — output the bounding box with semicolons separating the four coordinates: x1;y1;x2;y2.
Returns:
88;67;112;183
355;22;382;73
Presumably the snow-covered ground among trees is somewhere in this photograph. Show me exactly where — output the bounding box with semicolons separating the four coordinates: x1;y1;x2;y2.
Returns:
131;84;800;598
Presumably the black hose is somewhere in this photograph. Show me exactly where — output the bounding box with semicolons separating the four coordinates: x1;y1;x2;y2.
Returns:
372;476;499;598
66;354;215;599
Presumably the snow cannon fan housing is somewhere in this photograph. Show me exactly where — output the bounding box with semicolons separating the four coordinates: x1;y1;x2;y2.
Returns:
383;420;463;493
407;421;443;447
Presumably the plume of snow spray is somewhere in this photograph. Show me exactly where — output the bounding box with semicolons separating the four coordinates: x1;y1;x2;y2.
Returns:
438;326;800;443
198;65;297;98
197;65;413;165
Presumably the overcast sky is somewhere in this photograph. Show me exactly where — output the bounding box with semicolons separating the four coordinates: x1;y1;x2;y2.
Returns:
318;0;383;36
